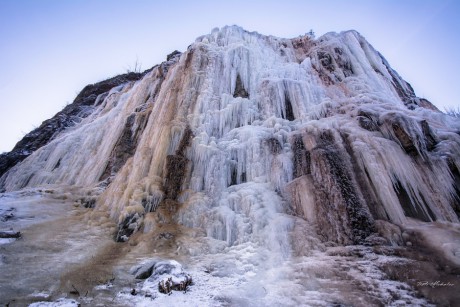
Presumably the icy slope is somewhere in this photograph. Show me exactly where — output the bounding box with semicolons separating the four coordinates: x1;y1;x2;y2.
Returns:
0;72;145;181
1;25;459;306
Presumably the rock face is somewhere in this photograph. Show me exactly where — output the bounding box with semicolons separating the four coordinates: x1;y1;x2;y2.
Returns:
1;26;460;306
1;24;459;242
0;72;145;185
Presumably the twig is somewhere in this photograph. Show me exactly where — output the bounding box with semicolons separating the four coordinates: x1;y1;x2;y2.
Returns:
70;284;80;296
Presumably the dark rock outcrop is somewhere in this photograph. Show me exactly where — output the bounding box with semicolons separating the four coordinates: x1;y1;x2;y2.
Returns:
233;75;249;98
292;135;311;178
392;123;418;156
284;93;295;121
166;50;181;61
163;127;193;200
99;112;137;181
312;131;374;244
115;212;142;242
420;120;438;151
318;51;334;72
130;259;158;279
114;127;193;241
266;137;282;155
357;110;379;132
164;155;188;200
0;72;145;179
334;47;354;77
0;230;21;239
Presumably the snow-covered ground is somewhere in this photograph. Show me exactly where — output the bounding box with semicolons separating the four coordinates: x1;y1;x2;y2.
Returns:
3;188;457;306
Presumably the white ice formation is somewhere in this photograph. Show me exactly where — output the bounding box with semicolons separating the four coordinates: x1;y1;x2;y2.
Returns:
1;26;459;306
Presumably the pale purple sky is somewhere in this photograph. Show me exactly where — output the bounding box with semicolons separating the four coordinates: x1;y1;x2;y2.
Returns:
0;0;459;153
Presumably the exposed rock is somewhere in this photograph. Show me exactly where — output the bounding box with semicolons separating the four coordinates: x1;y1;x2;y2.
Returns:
0;71;145;180
292;135;311;178
149;260;182;279
392;123;418;156
312;131;374;244
448;161;460;218
312;47;354;84
0;230;21;239
339;131;388;222
233;75;249;98
334;47;354;77
284;93;295;121
318;51;334;72
291;35;314;62
130;259;158;279
357;110;379;132
313;63;335;86
375;222;460;306
115;213;142;242
176;126;193;155
164;155;188;200
266;138;282;155
378;53;423;108
393;180;435;222
158;232;174;240
167;50;181;61
79;197;96;209
358;116;378;131
285;175;316;222
100;114;137;181
99;111;151;183
420;120;438;151
113;126;193;241
163;127;193;201
418;98;440;111
374;219;403;246
363;234;390;246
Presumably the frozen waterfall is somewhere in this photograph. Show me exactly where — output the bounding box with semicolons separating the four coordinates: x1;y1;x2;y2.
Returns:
1;25;459;306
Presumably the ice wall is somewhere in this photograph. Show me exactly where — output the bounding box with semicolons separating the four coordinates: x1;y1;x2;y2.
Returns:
1;26;459;251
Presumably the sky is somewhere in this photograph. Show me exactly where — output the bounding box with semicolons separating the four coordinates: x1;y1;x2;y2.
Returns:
0;0;459;153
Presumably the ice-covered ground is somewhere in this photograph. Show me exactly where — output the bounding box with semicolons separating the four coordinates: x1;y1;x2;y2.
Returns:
3;189;457;306
0;188;118;306
113;247;432;307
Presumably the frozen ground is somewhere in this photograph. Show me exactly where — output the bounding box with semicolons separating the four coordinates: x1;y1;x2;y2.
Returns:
2;189;458;306
0;188;117;306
